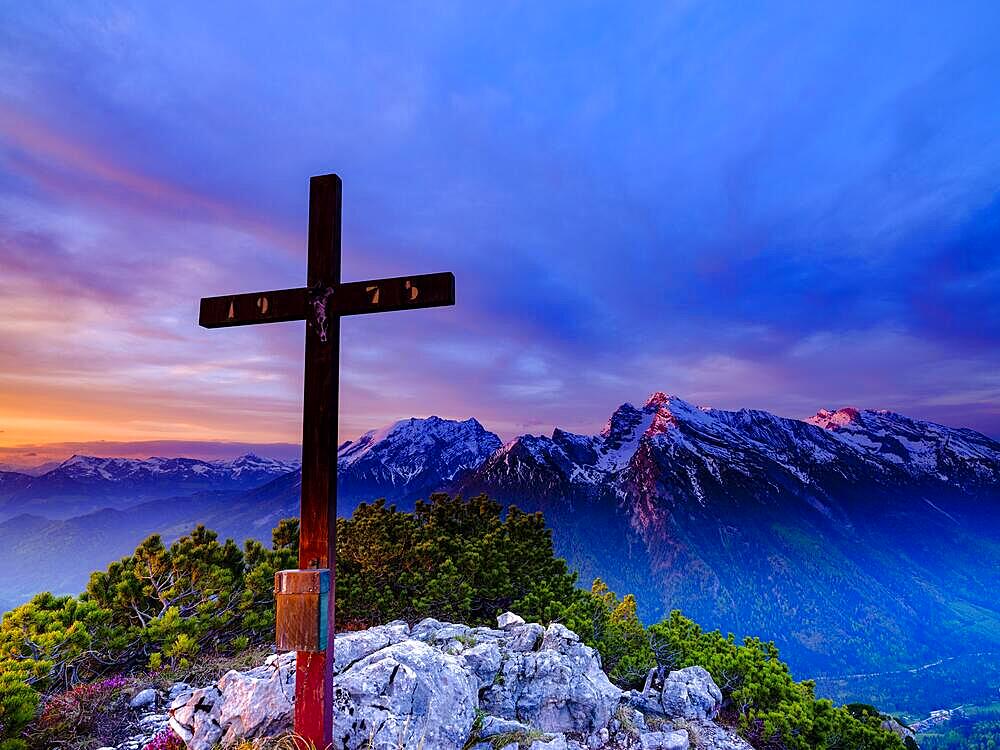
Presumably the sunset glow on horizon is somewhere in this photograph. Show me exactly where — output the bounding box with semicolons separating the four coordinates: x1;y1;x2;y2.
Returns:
2;3;1000;460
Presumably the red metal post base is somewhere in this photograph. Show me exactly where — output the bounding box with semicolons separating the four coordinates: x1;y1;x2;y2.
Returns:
295;649;333;747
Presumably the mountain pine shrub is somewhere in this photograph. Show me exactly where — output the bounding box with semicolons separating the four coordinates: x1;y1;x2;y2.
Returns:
648;611;905;750
0;659;38;750
0;493;906;750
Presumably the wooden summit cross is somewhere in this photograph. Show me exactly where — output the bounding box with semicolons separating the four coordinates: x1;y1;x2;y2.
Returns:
198;173;455;746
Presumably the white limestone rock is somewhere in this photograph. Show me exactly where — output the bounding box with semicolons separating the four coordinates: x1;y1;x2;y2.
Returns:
331;639;478;750
497;611;526;629
167;682;192;700
334;619;410;672
640;730;690;750
659;667;723;720
168;619;748;750
683;720;754;750
128;688;157;709
479;626;621;735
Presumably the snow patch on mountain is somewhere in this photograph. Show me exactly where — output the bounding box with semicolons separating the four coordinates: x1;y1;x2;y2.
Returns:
596;403;654;473
806;407;1000;480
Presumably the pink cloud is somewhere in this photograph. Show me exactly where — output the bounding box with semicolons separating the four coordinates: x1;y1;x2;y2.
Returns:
0;103;300;253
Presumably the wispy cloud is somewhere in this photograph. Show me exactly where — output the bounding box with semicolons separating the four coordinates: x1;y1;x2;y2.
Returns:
1;1;999;447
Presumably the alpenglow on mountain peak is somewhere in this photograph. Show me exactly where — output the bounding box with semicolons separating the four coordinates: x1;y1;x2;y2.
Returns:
331;394;1000;499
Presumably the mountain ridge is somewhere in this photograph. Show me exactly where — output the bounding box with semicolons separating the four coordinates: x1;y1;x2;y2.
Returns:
0;453;299;521
445;393;1000;680
2;397;998;696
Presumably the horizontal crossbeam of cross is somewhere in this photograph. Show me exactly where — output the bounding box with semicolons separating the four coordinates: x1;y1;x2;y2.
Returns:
199;271;455;329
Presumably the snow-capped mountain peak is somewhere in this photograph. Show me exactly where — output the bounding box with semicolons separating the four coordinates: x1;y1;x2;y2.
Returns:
41;453;298;487
806;407;862;430
455;391;1000;506
223;453;299;477
339;417;498;471
801;406;1000;480
56;455;136;481
643;391;672;409
0;451;303;524
335;416;502;500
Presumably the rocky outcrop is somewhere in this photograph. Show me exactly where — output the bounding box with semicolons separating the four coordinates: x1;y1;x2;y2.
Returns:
169;615;752;750
658;666;722;720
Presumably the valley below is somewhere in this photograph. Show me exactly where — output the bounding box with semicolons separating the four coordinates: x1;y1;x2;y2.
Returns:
816;651;1000;728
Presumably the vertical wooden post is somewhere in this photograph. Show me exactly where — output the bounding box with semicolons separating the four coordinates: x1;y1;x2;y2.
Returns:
198;172;453;747
296;173;341;746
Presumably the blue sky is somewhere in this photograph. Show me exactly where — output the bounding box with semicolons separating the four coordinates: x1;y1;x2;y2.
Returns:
1;1;999;455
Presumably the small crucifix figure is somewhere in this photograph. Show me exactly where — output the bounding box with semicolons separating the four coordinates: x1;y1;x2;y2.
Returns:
198;174;455;746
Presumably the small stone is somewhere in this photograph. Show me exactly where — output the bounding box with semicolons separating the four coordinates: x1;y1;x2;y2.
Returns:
531;734;568;750
509;622;545;651
640;730;690;750
168;681;192;700
497;611;526;629
623;688;667;716
410;616;447;641
129;688;157;708
684;720;754;749
659;666;723;720
540;622;580;651
478;716;535;738
587;727;610;748
471;626;506;640
460;641;502;688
